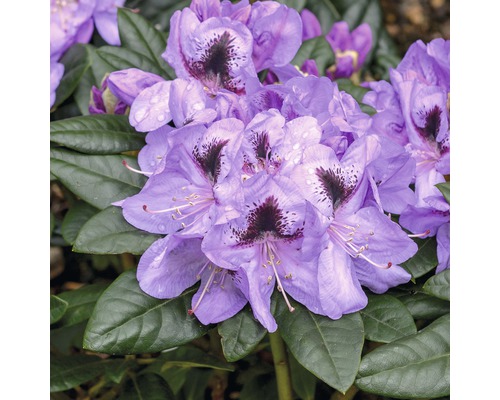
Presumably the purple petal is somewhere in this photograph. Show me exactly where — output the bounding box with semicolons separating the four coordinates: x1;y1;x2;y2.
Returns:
93;0;125;45
436;222;450;273
50;61;64;107
354;259;412;294
300;9;322;40
137;236;206;298
129;81;173;132
107;68;165;106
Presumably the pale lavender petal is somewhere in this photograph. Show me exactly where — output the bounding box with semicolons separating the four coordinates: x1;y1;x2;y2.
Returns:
93;0;124;45
137;236;206;298
129;81;173;132
354;259;412;294
436;222;450;273
300;9;322;40
107;68;164;105
50;61;64;107
399;204;450;237
189;0;221;20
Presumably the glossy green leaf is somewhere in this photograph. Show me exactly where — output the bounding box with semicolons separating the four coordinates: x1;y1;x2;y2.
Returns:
360;294;416;343
119;373;175;400
277;0;306;10
57;283;109;327
50;148;146;210
83;271;210;354
61;201;99;245
50;295;68;325
142;364;189;395
436;182;450;204
97;46;167;77
117;8;174;79
74;206;161;255
401;237;438;279
391;286;450;320
156;345;234;371
273;295;364;393
50;354;105;392
289;351;317;400
423;270;450;301
336;78;370;104
53;44;91;109
50;322;87;354
356;314;450;398
218;306;267;362
292;36;335;74
50;115;145;154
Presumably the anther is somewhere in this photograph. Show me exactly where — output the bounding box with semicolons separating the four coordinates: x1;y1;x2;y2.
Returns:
408;229;431;238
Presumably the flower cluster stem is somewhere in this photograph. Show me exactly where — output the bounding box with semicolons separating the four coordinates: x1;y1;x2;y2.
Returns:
269;330;294;400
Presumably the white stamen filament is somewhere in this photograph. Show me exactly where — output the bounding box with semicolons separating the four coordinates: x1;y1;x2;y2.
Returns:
188;266;221;315
122;160;152;176
408;229;431;238
265;242;295;312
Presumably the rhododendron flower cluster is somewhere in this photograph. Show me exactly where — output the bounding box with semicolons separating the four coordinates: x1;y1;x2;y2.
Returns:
86;0;453;333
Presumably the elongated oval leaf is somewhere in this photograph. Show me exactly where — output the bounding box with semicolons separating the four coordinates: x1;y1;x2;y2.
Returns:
51;115;145;154
273;295;364;393
57;283;109;327
74;206;162;255
120;373;175;400
360;294;417;343
124;0;190;32
423;270;450;301
53;44;91;109
401;237;438;279
83;271;210;354
391;286;450;320
61;201;99;245
97;46;167;78
50;295;68;325
50;354;105;392
356;314;450;398
50;148;146;210
155;346;234;371
218;306;267;362
117;8;174;79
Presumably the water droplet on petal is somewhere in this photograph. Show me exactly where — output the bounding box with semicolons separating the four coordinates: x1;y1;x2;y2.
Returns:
150;95;160;104
225;205;233;212
192;102;204;111
308;168;314;174
293;156;300;164
292;143;300;150
134;108;148;123
158;223;166;232
157;114;165;122
306;179;312;185
302;131;309;138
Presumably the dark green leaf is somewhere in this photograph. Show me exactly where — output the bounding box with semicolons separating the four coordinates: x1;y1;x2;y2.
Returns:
276;0;306;11
50;354;105;392
97;46;167;77
141;364;189;395
391;286;450;320
83;271;210;354
103;359;132;384
125;0;190;33
273;295;364;393
57;283;109;327
360;294;417;343
356;314;450;398
117;8;174;79
50;322;87;354
53;44;91;109
289;351;317;400
155;345;234;371
74;206;161;255
218;306;267;362
119;373;175;400
50;115;145;154
371;29;401;80
50;211;56;237
436;182;450;204
423;270;450;301
291;36;335;74
50;295;68;325
240;373;278;400
50;148;146;210
181;369;213;400
401;237;438;279
61;201;99;245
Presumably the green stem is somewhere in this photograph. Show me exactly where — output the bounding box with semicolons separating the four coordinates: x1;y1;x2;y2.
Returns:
269;330;294;400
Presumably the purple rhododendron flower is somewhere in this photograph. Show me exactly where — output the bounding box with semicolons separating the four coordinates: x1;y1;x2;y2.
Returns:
202;174;326;332
107;68;165;106
325;21;372;79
